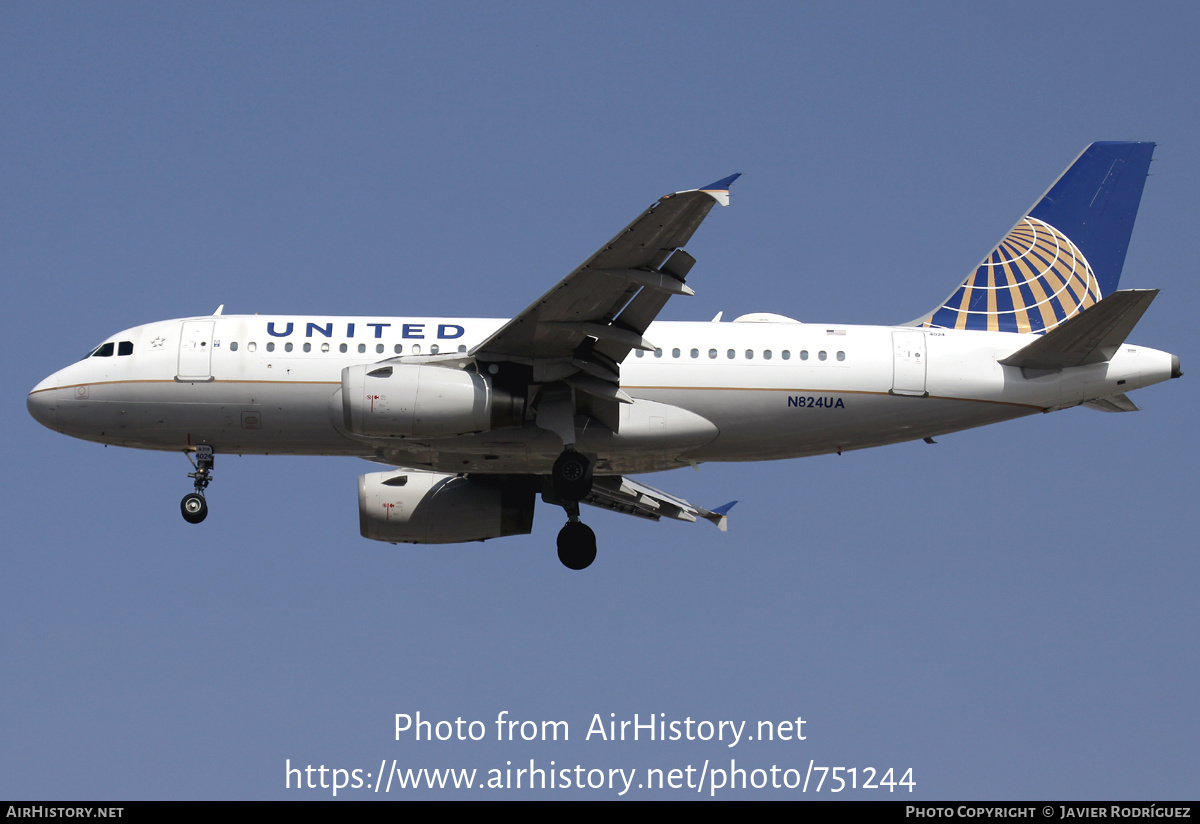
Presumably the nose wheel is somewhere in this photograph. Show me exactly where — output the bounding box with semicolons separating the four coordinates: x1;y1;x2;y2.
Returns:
181;446;213;524
181;492;208;524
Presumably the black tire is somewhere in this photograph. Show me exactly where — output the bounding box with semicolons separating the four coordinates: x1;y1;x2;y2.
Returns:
181;493;208;524
551;451;593;502
557;521;597;570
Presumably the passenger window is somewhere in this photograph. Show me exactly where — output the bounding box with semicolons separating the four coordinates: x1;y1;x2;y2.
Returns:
745;349;754;360
636;350;644;358
672;348;680;358
708;349;717;359
340;343;348;353
394;344;403;354
690;348;699;359
800;350;808;361
818;350;827;361
357;343;366;353
266;342;275;352
376;344;385;354
837;351;845;361
248;342;257;353
229;342;238;352
782;350;790;360
321;342;330;353
727;349;735;359
763;350;772;360
654;348;662;358
411;344;421;354
284;342;293;352
302;342;311;353
430;344;440;354
457;345;467;354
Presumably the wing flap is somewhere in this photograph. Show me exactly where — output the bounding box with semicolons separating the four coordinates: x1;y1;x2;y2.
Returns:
582;475;735;531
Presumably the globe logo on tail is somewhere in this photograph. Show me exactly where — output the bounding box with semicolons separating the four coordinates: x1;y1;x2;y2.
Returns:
925;217;1099;333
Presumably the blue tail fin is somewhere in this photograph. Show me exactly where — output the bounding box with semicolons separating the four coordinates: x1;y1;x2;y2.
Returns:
917;142;1155;333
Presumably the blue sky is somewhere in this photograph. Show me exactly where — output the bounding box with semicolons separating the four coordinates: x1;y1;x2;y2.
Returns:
2;2;1196;799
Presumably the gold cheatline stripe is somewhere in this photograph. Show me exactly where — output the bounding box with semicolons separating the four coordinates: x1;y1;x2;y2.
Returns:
31;378;342;394
32;378;1042;411
622;385;1042;410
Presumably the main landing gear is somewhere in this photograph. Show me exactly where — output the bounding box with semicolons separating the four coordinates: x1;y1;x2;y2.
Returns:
557;512;597;570
181;445;213;524
551;448;597;570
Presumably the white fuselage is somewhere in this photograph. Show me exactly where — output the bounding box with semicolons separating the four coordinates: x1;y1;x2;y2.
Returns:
28;314;1177;475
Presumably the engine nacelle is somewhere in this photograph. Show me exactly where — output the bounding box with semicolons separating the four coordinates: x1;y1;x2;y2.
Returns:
358;469;535;544
341;363;521;438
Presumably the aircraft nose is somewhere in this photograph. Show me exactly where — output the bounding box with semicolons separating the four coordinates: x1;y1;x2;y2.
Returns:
27;376;59;431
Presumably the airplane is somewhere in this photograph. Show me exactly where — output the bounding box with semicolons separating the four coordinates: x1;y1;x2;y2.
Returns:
27;142;1181;570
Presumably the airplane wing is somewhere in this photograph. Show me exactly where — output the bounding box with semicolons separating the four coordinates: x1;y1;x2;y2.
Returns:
581;474;736;532
469;175;740;424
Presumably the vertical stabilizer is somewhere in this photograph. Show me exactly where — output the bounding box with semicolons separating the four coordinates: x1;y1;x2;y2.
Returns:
915;142;1155;333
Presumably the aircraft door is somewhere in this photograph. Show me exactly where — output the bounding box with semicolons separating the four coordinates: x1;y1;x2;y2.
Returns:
891;330;927;396
177;321;215;381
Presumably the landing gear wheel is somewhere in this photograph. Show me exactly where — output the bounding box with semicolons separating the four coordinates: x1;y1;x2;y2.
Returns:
181;446;214;524
557;521;597;570
552;450;593;502
181;493;208;524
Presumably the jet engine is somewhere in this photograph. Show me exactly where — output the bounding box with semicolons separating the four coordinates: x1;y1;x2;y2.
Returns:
341;363;522;438
358;469;535;544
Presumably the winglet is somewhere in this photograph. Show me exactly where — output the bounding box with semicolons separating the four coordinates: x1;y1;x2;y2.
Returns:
705;500;738;532
698;173;742;207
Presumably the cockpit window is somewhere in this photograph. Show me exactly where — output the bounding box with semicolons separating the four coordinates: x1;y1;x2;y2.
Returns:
83;340;134;359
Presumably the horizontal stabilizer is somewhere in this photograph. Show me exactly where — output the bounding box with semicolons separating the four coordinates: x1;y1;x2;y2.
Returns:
1083;393;1139;413
999;289;1158;370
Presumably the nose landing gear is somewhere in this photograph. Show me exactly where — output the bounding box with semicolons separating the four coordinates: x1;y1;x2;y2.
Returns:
181;445;213;524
